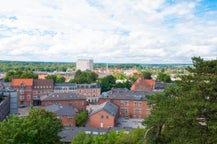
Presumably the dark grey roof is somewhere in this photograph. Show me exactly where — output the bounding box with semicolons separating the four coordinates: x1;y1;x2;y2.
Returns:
55;83;77;87
59;126;134;142
42;92;86;101
77;83;100;89
100;88;150;101
154;81;167;90
44;104;76;116
90;102;118;116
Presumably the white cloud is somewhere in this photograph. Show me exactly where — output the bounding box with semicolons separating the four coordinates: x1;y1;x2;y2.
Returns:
0;0;216;63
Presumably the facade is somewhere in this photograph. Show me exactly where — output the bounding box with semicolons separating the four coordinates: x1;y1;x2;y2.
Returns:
41;92;86;112
89;102;118;129
76;59;93;71
0;94;10;121
0;82;18;114
11;79;54;107
32;79;54;106
54;83;101;103
99;88;149;118
44;104;76;126
77;83;100;103
11;79;33;107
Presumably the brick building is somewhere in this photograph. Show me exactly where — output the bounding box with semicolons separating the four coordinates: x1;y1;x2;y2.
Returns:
11;79;33;107
99;88;150;118
32;79;54;105
41;92;86;112
89;102;118;129
44;104;76;126
11;79;54;107
54;83;101;103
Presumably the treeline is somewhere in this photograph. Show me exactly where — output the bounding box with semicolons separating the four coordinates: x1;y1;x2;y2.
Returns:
0;61;76;72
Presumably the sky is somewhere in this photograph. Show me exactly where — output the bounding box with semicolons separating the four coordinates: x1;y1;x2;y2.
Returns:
0;0;217;64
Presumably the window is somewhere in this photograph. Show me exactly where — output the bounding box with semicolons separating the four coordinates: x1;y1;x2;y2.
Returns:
138;109;142;114
68;116;72;121
20;95;25;100
20;90;24;94
133;101;137;107
106;115;109;119
101;115;104;119
139;102;142;107
120;101;124;106
125;101;129;106
27;95;31;100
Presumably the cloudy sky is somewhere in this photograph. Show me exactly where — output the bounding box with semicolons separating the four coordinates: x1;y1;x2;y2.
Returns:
0;0;217;64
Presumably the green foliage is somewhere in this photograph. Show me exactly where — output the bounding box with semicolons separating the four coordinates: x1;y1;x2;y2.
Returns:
71;128;145;144
70;70;98;84
100;75;116;92
141;71;152;79
156;72;171;83
0;108;63;144
4;70;38;82
46;74;65;83
75;110;88;126
0;60;76;72
143;57;217;143
113;72;127;80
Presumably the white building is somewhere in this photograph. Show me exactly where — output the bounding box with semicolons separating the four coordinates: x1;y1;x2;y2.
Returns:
76;59;93;71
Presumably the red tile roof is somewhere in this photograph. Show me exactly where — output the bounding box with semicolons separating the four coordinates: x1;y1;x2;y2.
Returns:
11;78;33;86
130;77;155;91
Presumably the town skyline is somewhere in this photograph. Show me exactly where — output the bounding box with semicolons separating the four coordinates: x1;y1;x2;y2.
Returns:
0;0;217;64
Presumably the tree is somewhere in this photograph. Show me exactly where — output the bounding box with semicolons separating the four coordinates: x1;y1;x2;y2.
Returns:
0;107;63;144
143;57;217;143
75;110;88;126
71;128;145;144
156;72;171;83
100;75;116;93
141;71;152;79
46;74;65;83
70;70;98;84
4;70;38;82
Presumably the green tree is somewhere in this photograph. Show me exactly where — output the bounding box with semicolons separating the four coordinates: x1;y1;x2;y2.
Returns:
71;128;145;144
141;71;152;79
143;57;217;143
75;110;88;126
4;70;38;82
156;72;171;83
46;74;65;83
100;75;116;93
0;107;63;144
70;70;98;84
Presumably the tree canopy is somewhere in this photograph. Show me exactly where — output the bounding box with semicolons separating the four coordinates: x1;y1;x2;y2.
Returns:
156;72;171;83
71;128;145;144
69;70;98;84
143;57;217;143
0;107;63;144
46;74;65;83
4;70;38;82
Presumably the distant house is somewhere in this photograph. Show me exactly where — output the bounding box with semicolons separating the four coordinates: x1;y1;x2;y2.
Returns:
44;104;76;126
41;92;86;112
89;102;118;129
99;88;150;118
131;77;167;91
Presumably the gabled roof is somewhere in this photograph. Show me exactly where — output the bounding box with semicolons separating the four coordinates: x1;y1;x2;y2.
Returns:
42;92;86;101
130;77;155;91
44;104;76;116
90;102;118;116
11;78;33;86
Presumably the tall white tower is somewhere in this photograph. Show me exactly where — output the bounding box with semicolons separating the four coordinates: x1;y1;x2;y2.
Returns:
76;59;93;71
